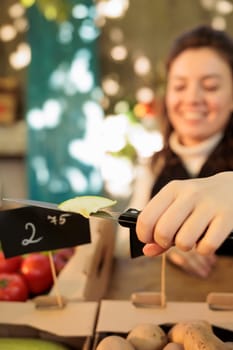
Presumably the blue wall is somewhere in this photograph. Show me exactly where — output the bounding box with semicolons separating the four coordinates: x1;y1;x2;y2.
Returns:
26;1;104;203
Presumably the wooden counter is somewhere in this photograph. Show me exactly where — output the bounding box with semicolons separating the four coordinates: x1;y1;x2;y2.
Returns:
105;254;233;302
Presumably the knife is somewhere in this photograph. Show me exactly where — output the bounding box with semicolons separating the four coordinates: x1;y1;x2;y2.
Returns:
2;198;144;257
2;198;233;258
2;197;138;225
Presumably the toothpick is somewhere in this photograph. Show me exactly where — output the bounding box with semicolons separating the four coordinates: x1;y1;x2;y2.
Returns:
160;253;166;308
48;251;64;308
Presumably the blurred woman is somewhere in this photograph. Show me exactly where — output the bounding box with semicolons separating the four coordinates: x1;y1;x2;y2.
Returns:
116;25;233;278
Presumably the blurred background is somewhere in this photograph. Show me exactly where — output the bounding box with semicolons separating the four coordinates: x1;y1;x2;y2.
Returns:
0;0;233;207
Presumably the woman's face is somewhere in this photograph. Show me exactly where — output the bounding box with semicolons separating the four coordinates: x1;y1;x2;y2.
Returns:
166;47;233;146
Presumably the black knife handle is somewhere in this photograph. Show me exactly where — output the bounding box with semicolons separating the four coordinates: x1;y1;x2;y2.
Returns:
118;208;140;227
118;208;233;258
118;208;144;258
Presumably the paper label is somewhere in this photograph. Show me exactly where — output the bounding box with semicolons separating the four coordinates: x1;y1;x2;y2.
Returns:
0;206;90;257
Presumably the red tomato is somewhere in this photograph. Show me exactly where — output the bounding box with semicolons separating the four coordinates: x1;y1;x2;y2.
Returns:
20;253;53;295
52;254;67;275
55;247;75;260
53;248;75;274
0;251;23;273
0;273;29;301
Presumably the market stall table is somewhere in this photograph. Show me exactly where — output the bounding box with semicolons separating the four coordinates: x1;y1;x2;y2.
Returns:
105;254;233;302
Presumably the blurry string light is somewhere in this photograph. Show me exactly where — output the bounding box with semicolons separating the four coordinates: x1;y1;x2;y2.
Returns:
78;19;100;42
101;114;129;152
134;56;151;76
96;0;129;19
200;0;233;29
47;177;70;194
49;48;95;95
58;21;73;44
72;4;89;19
64;167;88;193
67;102;104;166
133;103;148;118
0;24;17;42
110;45;128;61
20;0;130;23
128;125;163;158
68;138;102;166
31;156;49;186
9;3;26;18
9;42;31;69
114;100;130;114
136;87;154;104
49;64;69;90
0;1;30;75
101;155;135;197
212;15;227;29
102;76;120;96
216;0;233;14
20;0;36;7
43;4;58;21
27;99;62;130
68;52;94;93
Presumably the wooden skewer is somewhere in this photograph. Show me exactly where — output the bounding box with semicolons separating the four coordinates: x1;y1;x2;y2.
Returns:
160;253;166;308
48;251;64;308
131;253;167;308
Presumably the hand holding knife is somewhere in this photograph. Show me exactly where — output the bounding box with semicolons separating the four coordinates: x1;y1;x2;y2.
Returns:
2;198;233;258
2;198;144;258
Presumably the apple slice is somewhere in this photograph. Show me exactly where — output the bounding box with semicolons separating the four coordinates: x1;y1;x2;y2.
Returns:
58;195;117;218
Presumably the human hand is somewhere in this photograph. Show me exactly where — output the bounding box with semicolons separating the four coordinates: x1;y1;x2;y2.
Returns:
166;247;217;278
136;172;233;257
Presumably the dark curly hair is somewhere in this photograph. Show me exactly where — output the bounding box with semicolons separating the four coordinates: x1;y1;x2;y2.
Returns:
152;25;233;171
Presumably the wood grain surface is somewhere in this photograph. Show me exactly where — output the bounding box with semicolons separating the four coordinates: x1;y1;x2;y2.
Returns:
105;255;233;302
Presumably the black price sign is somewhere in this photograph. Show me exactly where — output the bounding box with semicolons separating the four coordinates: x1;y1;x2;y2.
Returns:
0;206;91;258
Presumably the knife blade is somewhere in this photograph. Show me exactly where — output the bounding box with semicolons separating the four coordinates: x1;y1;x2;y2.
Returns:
3;198;58;210
2;198;139;225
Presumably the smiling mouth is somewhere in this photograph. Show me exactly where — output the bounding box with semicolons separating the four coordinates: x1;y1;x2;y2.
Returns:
183;112;204;120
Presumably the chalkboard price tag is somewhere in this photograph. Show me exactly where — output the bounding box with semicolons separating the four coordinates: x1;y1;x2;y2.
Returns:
0;206;91;258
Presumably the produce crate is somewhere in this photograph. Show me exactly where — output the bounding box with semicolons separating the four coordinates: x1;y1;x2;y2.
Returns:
0;300;98;350
93;298;233;349
0;217;116;349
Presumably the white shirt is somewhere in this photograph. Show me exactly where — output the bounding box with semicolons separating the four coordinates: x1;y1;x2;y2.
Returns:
169;132;223;177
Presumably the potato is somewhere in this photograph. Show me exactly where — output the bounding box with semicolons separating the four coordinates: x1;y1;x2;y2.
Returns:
163;342;184;350
127;323;168;350
168;320;212;344
183;323;226;350
96;335;135;350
